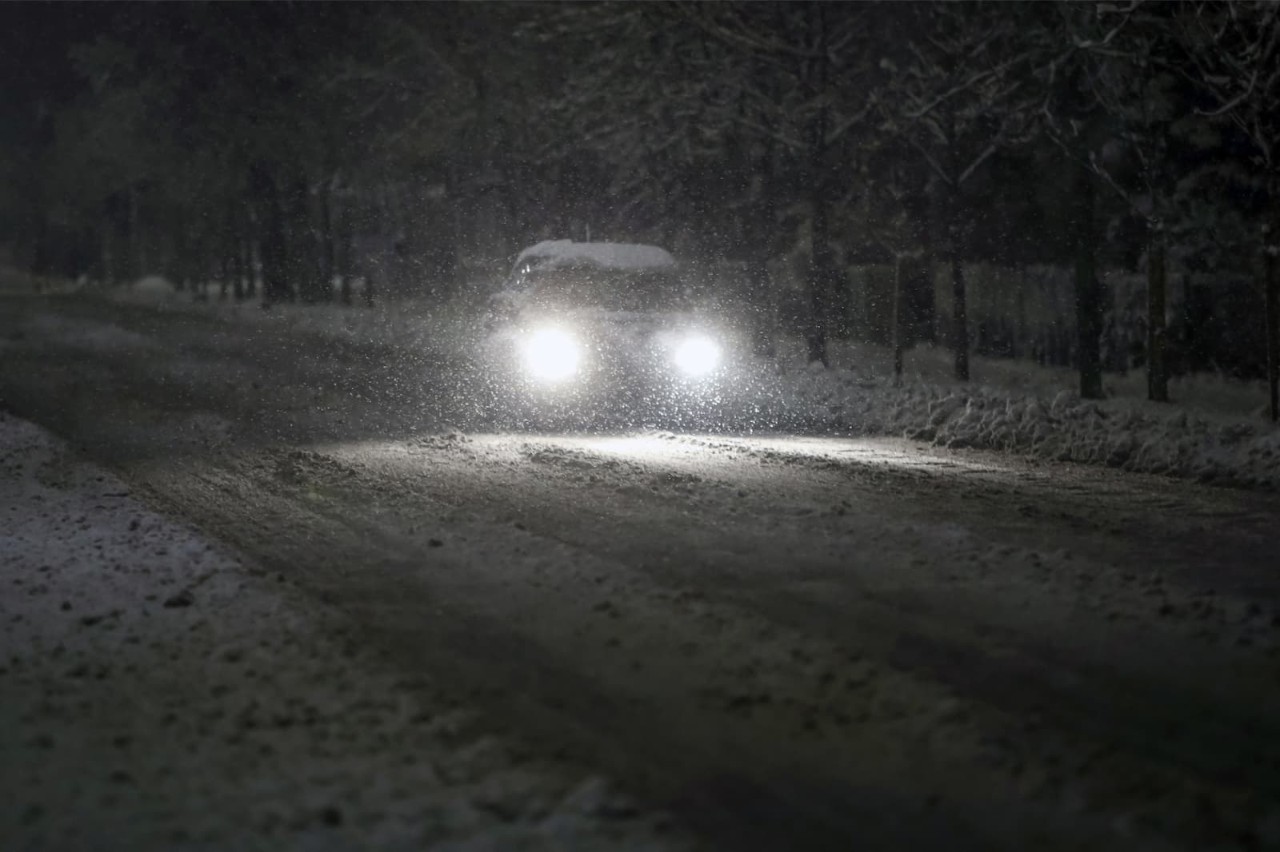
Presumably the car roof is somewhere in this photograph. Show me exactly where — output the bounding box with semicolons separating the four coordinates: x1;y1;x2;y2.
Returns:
512;240;677;275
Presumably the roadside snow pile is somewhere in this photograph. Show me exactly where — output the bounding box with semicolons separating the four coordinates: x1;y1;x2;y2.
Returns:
129;275;176;298
24;311;156;352
276;299;483;354
108;281;483;356
782;365;1280;489
0;266;89;295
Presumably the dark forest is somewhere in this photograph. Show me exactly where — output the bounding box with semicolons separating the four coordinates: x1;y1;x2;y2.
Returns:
3;2;1278;412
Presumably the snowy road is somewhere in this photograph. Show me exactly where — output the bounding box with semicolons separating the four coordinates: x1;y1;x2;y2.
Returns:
3;294;1280;851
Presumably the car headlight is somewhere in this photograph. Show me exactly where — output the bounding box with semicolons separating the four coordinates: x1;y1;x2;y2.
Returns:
521;327;580;382
673;334;722;377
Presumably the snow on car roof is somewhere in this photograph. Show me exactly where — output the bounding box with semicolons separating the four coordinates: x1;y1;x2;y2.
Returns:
513;240;677;273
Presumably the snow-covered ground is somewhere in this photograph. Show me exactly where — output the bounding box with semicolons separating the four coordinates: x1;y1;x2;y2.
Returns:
105;281;1280;492
0;265;91;296
0;410;690;851
766;355;1280;491
6;291;1280;850
113;275;478;355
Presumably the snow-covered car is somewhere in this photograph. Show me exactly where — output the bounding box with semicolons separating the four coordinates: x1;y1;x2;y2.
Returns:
481;240;741;427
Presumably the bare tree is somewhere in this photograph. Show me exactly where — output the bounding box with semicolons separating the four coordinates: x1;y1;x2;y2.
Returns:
673;2;885;367
858;154;928;387
1029;4;1127;399
1062;4;1184;402
884;2;1038;381
1177;1;1280;420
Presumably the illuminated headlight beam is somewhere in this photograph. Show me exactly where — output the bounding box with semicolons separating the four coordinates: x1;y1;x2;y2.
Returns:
521;327;581;382
673;335;722;377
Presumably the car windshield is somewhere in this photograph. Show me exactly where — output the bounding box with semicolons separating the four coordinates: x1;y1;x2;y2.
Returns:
523;265;687;312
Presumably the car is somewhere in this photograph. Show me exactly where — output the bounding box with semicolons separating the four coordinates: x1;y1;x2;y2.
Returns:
481;240;743;428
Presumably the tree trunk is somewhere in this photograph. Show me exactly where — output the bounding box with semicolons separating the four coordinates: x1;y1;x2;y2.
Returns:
339;202;354;307
1266;215;1278;422
100;216;115;287
892;253;905;386
242;238;256;300
807;193;832;368
253;165;290;307
230;246;244;302
804;2;830;369
319;180;337;303
945;106;968;382
1073;154;1104;399
806;115;833;367
169;210;186;292
951;255;969;381
920;222;936;344
747;254;774;358
128;185;142;279
1017;266;1028;361
292;178;321;303
1147;222;1169;402
261;214;289;306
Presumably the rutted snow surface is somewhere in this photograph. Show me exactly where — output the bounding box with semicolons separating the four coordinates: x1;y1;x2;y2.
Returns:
0;411;690;851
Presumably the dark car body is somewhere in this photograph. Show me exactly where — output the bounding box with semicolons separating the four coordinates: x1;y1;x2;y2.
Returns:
482;241;743;428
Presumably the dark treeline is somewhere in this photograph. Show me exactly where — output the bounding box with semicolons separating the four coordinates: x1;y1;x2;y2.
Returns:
0;1;1277;414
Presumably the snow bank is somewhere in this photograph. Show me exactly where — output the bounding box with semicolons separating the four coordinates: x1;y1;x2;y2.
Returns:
253;298;483;356
128;274;176;298
25;311;156;351
0;266;88;294
776;364;1280;490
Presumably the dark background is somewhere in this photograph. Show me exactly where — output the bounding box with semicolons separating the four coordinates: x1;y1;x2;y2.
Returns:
1;1;1277;392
